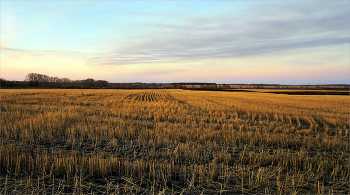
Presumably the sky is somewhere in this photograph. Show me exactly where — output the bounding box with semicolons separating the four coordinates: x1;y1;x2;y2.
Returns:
1;1;349;84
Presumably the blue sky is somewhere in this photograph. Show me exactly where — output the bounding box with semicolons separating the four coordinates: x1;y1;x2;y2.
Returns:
1;1;349;84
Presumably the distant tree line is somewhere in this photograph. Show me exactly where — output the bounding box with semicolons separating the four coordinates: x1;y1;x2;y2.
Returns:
0;73;190;89
3;73;347;90
1;73;109;89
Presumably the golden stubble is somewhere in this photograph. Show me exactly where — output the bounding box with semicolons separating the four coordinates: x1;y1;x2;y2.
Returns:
0;89;349;194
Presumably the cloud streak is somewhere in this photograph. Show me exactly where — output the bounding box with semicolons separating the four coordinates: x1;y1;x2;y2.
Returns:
134;69;186;77
1;45;89;59
87;1;349;66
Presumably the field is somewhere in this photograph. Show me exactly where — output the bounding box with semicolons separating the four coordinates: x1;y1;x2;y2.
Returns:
1;89;349;194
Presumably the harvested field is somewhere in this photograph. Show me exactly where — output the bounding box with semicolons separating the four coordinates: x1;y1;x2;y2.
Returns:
1;89;349;194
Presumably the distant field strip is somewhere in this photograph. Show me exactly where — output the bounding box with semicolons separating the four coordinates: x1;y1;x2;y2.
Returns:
124;92;177;102
264;91;350;95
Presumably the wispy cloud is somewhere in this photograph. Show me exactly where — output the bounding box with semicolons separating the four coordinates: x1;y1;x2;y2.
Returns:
134;69;185;76
87;1;349;66
1;45;89;59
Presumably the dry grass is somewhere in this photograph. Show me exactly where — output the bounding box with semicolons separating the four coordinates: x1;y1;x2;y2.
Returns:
1;89;349;194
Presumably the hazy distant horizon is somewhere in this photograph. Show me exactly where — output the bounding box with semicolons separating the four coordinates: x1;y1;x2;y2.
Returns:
1;1;349;85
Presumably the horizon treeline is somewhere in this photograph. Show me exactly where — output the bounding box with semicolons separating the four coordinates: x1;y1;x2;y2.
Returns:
1;73;109;89
0;73;216;89
0;73;188;89
1;73;349;90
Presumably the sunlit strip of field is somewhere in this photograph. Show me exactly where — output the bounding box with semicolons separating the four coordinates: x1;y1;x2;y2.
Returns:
1;89;349;194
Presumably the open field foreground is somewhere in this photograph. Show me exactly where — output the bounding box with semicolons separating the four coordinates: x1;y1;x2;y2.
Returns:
1;89;349;194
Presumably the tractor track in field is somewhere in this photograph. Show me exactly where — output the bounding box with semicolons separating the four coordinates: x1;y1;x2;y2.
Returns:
122;92;184;103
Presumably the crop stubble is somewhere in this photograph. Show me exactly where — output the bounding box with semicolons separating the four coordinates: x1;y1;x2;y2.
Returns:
0;89;349;194
124;92;175;102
